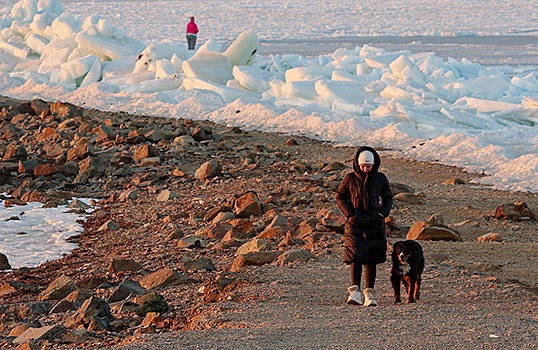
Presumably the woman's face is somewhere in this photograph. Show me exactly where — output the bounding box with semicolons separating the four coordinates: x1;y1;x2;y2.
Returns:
359;164;373;173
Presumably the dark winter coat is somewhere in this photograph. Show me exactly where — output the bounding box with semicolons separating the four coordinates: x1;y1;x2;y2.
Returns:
336;146;393;265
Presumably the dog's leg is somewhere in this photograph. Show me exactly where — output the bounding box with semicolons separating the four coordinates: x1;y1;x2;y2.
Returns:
404;275;416;304
414;275;422;301
390;272;401;304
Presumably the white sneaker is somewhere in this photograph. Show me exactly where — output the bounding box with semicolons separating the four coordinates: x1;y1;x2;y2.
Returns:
363;288;377;307
347;285;364;305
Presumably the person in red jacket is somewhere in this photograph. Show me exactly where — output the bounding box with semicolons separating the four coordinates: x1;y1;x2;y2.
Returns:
186;16;199;50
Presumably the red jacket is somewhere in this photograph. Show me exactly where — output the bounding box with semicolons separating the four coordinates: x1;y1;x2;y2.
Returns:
186;20;198;35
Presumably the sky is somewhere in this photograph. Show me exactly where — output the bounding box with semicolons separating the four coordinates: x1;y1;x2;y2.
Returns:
0;0;537;268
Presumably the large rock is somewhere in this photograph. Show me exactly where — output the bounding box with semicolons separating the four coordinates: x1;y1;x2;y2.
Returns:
390;182;415;195
49;101;83;118
63;296;113;329
406;221;462;242
318;209;346;233
76;155;108;182
139;269;193;290
0;167;12;185
393;192;421;204
274;249;316;266
29;99;50;116
134;144;160;162
494;201;536;221
290;219;317;239
0;301;52;324
230;251;282;271
14;324;67;345
477;232;503;242
221;219;256;240
107;279;146;303
200;222;232;240
183;257;216;272
234;191;263;218
2;144;27;161
108;259;142;273
194;159;222;180
236;238;272;256
156;189;179;201
38;275;78;301
258;215;291;238
0;252;11;270
18;158;38;174
178;235;207;248
67;137;94;160
0;281;36;296
33;163;60;177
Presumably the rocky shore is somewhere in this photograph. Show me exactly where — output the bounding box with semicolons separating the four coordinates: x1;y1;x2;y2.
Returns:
0;96;536;349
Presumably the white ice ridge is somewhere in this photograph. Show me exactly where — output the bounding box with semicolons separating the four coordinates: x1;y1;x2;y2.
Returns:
0;0;537;193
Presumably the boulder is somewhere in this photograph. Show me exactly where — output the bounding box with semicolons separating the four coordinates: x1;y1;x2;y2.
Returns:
443;178;465;185
33;163;60;177
477;232;503;242
494;201;536;221
63;290;92;305
29;99;50;116
156;189;179;201
38;275;78;301
322;162;346;172
183;257;216;272
108;259;142;273
290;219;317;239
67;137;94;160
76;155;108;182
107;279;146;303
139;269;193;290
258;215;291;238
274;249;316;266
2;144;27;161
194;159;222;180
390;182;415;195
49;101;83;118
211;211;236;224
63;296;113;329
222;219;256;240
35;127;57;142
0;167;12;185
393;192;421;204
200;222;232;240
178;235;207;248
230;251;282;271
18;158;38;174
134;144;160;161
14;324;66;345
98;220;119;231
234;191;263;218
406;221;462;242
141;312;164;327
0;252;11;270
50;299;77;314
236;238;273;256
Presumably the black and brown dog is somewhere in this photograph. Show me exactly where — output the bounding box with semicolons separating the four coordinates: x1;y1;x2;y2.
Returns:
391;240;425;304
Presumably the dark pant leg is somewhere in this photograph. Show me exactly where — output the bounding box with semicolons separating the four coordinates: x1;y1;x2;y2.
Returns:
186;36;195;50
351;262;362;287
364;264;377;288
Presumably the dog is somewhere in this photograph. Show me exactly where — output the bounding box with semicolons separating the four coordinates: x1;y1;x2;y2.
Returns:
391;240;425;304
